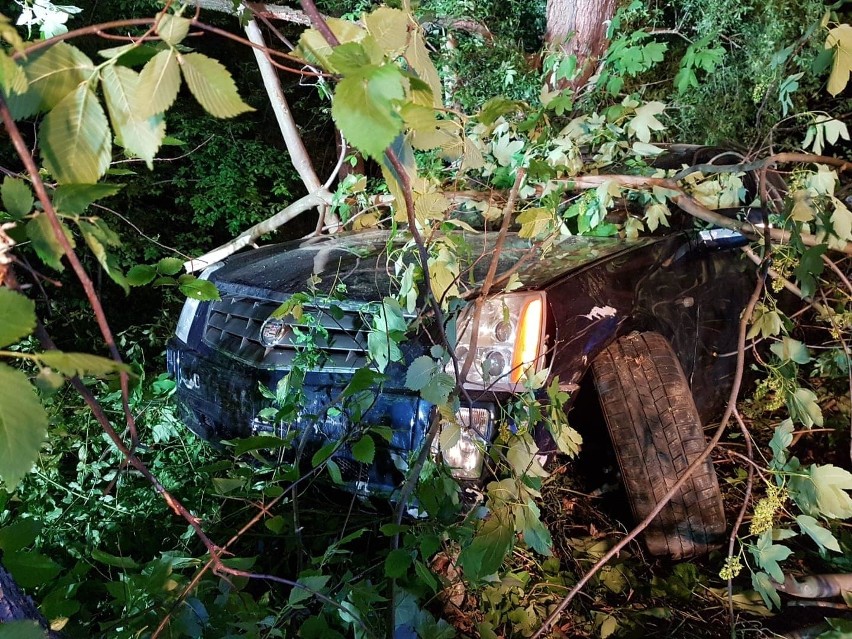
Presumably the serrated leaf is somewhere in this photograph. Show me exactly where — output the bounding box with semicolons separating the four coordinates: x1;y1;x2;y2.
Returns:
297;19;366;70
126;265;157;286
507;432;548;478
365;6;409;54
798;464;852;519
40;84;112;185
751;531;792;583
627;101;666;143
78;220;128;293
751;571;780;609
102;65;165;168
351;435;375;464
0;363;48;490
406;355;436;391
137;49;181;117
179;53;254;119
421;372;455;406
770;337;810;364
796;514;841;552
405;31;441;107
157;256;184;275
332;64;405;159
788;387;823;428
517;207;552;239
0;288;35;349
19;43;94;114
0;52;28;97
439;421;461;451
53;183;122;215
515;500;552;556
36;351;129;377
769;419;794;467
326;458;343;484
157;13;191;46
825;24;852;97
178;277;220;301
459;507;513;581
1;177;33;219
26;215;73;272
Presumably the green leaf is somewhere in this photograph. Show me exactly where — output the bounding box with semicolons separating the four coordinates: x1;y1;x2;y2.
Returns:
326;458;343;484
20;43;94;114
406;355;436;391
26;215;73;271
825;24;852;97
34;368;64;394
157;13;191;46
796;514;841;552
342;368;385;398
384;548;412;579
770;337;810;364
351;435;376;464
126;265;157;286
36;351;129;377
627;101;666;143
516;499;552;556
0;621;45;639
405;30;441;107
420;372;455;406
289;575;331;607
328;42;373;76
311;442;337;467
0;51;28;98
0;518;42;552
178;277;220;301
53;183;122;215
791;464;852;519
1;177;33;219
365;6;409;54
769;419;794;468
0;364;47;490
0;288;35;348
332;63;405;159
794;243;827;299
137;49;181;117
459;507;513;581
78;220;128;293
787;387;823;428
40;84;112;185
101;65;165;169
751;531;792;582
180;53;254;119
91;547;139;569
157;256;184;275
751;571;780;609
231;435;288;456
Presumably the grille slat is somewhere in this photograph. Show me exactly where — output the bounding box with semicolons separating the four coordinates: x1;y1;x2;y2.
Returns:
203;294;370;371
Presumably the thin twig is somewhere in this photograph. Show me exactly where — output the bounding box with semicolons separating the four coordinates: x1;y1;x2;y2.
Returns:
727;409;755;637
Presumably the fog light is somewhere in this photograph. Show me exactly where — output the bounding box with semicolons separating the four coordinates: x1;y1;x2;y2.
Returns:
432;407;493;480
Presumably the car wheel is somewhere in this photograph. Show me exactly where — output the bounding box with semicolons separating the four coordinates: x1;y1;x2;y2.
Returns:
591;331;726;558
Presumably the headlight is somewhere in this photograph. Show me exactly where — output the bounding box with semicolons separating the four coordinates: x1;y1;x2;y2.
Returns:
175;262;223;343
449;292;547;392
431;407;494;479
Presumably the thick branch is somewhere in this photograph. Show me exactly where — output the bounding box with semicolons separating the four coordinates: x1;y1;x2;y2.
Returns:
185;190;331;271
184;0;312;24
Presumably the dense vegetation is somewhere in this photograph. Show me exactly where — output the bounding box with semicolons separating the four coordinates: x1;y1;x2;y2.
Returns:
0;0;850;637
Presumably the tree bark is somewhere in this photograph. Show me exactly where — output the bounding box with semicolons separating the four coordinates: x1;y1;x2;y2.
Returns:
0;561;58;636
545;0;617;88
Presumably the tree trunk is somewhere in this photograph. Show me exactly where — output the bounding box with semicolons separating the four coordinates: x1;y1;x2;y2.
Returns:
545;0;617;88
0;561;58;636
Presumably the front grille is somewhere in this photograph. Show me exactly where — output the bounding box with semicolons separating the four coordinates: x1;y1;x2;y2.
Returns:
203;294;369;371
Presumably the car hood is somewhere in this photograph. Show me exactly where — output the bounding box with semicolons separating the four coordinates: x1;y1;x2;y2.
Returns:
209;229;659;300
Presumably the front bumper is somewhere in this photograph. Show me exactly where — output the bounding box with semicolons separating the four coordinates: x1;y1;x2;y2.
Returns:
166;341;496;494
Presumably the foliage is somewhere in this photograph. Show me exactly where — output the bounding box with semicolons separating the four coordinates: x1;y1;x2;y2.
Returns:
0;0;851;637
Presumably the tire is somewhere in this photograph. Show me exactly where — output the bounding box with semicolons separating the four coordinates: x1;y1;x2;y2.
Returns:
591;331;726;558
